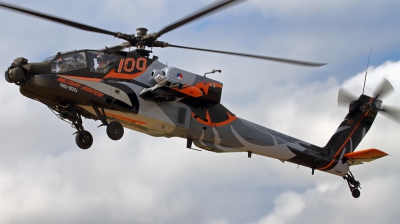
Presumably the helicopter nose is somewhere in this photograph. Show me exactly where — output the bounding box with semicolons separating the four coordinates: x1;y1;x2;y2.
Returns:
5;66;26;83
5;57;29;83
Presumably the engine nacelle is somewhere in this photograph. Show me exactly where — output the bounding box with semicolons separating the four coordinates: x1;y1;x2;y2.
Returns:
148;69;165;86
142;67;223;104
163;67;197;85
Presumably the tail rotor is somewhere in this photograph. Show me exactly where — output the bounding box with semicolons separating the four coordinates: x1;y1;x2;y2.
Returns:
338;77;400;123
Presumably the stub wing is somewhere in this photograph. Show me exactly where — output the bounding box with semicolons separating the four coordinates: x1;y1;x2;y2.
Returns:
344;148;388;165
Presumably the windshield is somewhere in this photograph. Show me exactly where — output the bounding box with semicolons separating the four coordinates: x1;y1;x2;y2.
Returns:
42;55;56;62
51;51;87;73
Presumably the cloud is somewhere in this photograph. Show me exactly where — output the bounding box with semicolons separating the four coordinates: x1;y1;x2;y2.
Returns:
0;0;399;224
254;175;399;224
256;191;305;224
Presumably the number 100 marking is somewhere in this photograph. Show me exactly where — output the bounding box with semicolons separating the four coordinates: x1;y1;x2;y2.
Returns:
118;58;147;73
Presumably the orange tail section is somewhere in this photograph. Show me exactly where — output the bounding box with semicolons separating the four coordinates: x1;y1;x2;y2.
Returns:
344;148;388;165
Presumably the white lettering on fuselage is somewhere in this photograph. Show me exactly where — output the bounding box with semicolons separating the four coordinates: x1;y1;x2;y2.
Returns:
60;83;77;92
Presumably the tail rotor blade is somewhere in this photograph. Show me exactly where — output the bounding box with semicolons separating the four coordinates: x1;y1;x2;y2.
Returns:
380;105;400;123
373;78;394;99
338;87;357;106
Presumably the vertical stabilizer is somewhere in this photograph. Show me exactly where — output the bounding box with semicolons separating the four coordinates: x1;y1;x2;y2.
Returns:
319;95;381;171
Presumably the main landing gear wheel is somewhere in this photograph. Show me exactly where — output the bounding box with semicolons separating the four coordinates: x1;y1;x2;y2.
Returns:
75;131;93;150
107;121;124;140
343;171;361;198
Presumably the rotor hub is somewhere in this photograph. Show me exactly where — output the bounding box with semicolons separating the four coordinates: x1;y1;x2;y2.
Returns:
136;27;148;36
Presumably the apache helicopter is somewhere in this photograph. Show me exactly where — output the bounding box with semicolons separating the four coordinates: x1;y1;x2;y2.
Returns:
1;0;398;198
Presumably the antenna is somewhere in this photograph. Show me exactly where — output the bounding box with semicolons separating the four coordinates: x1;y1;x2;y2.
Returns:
204;69;221;77
362;46;372;94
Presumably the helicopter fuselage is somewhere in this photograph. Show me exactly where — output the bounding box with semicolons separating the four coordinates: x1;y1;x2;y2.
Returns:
5;49;354;177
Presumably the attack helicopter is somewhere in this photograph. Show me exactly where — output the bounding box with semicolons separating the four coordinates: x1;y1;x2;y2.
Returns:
1;0;398;198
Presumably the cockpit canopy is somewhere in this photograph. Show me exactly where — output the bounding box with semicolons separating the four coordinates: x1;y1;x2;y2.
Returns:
46;50;118;74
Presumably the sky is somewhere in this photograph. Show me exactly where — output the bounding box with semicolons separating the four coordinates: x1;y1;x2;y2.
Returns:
0;0;399;223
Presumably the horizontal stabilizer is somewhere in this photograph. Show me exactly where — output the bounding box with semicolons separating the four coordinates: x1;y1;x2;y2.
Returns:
344;148;388;165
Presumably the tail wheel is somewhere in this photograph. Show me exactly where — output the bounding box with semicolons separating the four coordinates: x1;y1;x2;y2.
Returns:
351;189;361;198
75;131;93;149
107;121;124;140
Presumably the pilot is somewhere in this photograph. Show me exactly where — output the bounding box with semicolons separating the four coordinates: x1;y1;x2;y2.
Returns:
57;58;68;72
96;54;108;72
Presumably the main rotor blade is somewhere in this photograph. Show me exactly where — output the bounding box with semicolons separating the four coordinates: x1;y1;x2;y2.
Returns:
338;87;358;106
155;0;245;38
373;78;394;99
168;44;326;67
0;2;116;37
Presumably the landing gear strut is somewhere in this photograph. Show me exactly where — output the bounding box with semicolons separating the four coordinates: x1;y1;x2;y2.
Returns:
92;104;124;141
49;103;125;149
343;171;361;198
49;103;93;149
